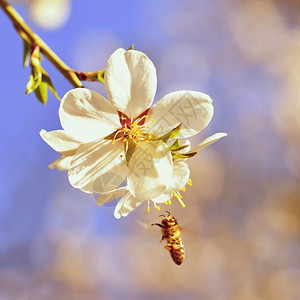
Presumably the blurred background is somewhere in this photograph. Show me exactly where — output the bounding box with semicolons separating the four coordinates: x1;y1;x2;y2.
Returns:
1;0;300;299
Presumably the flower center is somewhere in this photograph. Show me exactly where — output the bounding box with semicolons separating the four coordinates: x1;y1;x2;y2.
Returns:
109;109;154;146
104;109;157;165
122;119;149;145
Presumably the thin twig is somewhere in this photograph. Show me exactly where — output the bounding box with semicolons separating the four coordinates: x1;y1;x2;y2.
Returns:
0;0;93;88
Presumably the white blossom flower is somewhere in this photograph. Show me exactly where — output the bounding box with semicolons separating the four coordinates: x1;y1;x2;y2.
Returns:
97;133;227;218
40;48;214;204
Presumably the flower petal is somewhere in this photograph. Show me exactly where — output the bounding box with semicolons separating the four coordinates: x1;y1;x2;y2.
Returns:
49;155;73;170
171;160;190;191
68;139;127;193
151;160;190;203
105;48;157;116
151;192;172;204
190;133;227;153
40;129;81;155
114;192;143;219
59;88;120;143
96;187;128;206
147;90;214;138
127;140;172;201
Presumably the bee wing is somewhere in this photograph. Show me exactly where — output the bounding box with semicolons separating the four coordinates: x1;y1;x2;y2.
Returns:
137;220;152;231
175;214;200;243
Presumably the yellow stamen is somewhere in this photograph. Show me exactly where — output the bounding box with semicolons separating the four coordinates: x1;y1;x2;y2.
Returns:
112;141;115;145
177;198;186;208
153;202;160;210
173;191;186;208
176;191;183;199
151;119;155;122
164;199;172;205
147;201;150;212
181;186;186;192
187;178;192;186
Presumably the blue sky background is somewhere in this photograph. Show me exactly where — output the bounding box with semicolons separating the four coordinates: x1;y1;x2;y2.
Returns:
1;0;300;299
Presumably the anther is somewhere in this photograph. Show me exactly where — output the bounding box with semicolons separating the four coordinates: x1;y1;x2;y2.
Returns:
173;191;186;208
153;202;160;210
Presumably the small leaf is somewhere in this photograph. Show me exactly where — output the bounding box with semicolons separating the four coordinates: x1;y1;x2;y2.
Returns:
125;139;136;166
172;144;190;152
25;70;42;95
169;139;181;151
41;69;61;100
34;79;48;104
172;152;197;159
22;40;31;68
32;66;41;83
157;123;182;143
97;69;105;83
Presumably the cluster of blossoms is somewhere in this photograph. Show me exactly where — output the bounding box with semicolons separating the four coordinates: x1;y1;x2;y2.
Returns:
40;48;226;218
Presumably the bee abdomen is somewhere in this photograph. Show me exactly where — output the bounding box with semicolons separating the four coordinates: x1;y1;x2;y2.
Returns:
169;238;185;265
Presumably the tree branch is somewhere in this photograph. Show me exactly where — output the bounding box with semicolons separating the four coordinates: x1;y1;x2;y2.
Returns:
0;0;104;89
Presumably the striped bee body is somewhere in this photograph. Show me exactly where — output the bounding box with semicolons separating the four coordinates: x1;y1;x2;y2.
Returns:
152;211;185;265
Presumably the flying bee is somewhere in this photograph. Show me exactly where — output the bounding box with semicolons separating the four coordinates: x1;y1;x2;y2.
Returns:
152;211;185;265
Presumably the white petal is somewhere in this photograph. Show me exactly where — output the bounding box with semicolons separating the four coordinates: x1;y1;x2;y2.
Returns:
59;88;120;143
151;160;190;204
171;160;190;191
97;187;128;206
49;155;73;170
190;133;227;153
147;90;214;138
40;129;81;155
105;48;157;116
151;192;172;204
114;192;143;219
127;140;172;201
68;139;128;193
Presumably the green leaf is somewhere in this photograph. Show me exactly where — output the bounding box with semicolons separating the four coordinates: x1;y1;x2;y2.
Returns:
34;79;48;104
172;151;197;159
25;70;42;95
41;69;61;100
22;40;31;68
97;69;105;83
169;139;181;151
172;144;190;152
125;139;136;166
157;123;182;143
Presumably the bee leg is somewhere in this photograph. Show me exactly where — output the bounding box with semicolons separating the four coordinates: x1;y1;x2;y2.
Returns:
160;235;166;242
151;223;164;228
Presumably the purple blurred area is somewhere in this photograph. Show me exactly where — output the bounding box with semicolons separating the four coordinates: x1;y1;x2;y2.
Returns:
1;0;300;299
